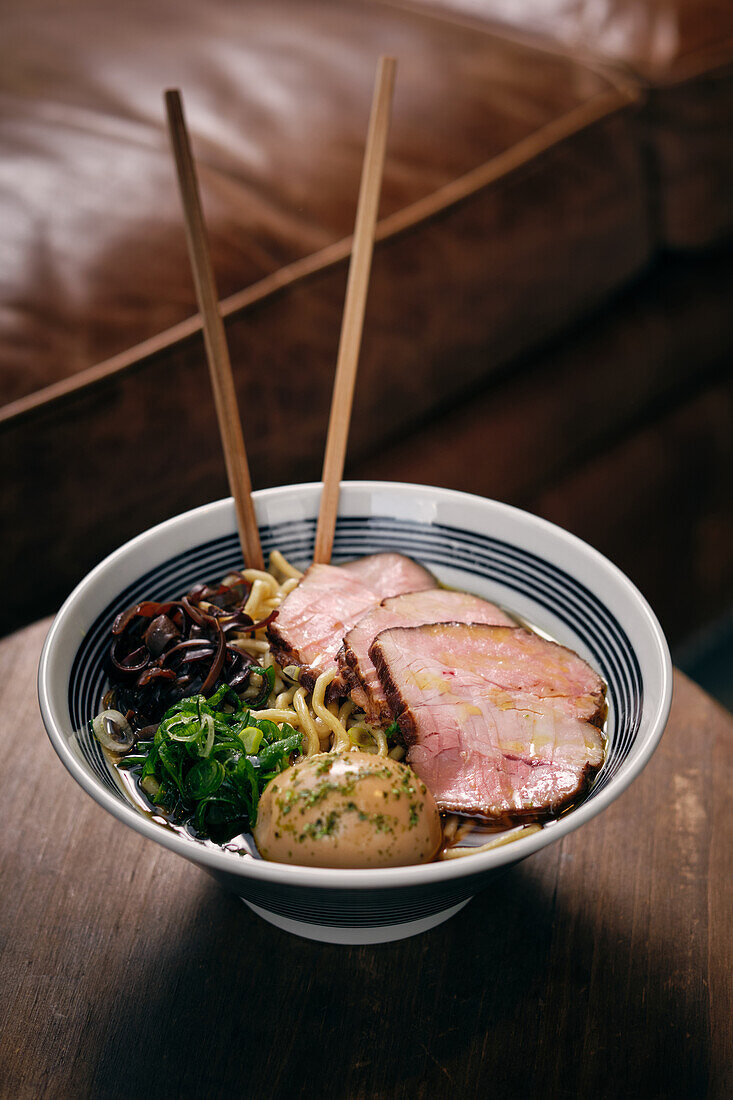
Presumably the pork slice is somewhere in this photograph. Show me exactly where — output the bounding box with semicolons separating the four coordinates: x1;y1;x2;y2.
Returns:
339;589;513;723
266;553;436;698
267;564;378;694
339;552;435;596
370;623;606;819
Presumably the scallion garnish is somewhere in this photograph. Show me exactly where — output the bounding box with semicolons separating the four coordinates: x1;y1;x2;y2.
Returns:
129;686;302;839
384;720;400;742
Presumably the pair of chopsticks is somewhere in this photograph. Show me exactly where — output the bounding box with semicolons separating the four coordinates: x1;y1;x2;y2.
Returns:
165;55;397;571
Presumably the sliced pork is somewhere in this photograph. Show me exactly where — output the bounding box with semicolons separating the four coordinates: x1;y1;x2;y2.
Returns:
370;623;606;819
267;553;437;695
339;589;513;723
339;552;435;594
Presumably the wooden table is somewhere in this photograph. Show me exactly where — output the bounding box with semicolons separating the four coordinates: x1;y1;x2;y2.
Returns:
1;619;730;1099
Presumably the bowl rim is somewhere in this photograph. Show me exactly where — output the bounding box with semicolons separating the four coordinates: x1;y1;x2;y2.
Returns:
38;481;673;889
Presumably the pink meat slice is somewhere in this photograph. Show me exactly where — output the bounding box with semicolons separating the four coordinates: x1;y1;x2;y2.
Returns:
370;623;606;819
338;589;513;723
339;552;435;594
267;554;437;695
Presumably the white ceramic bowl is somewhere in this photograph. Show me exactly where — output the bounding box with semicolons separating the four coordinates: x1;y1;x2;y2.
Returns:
38;482;672;944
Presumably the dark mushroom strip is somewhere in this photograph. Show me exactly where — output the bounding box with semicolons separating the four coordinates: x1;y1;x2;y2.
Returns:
110;640;150;675
112;600;178;635
143;614;181;657
112;603;149;636
230;665;258;691
247;609;277;632
181;595;207;627
180;649;217;664
220;610;254;631
105;570;269;724
225;642;257;666
200;620;227;695
136;667;177;688
160;639;216;665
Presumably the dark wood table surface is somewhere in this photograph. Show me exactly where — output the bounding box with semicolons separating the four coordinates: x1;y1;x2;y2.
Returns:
1;618;730;1100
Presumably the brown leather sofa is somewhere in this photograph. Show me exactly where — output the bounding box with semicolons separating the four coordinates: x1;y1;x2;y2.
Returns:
2;0;731;641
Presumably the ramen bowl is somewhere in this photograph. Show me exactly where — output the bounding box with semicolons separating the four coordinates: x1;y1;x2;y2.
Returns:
38;482;672;944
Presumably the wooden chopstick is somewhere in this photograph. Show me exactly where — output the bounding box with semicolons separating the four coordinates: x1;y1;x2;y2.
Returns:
312;56;397;564
164;88;264;570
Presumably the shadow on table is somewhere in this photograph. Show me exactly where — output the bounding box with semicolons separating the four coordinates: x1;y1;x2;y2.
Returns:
88;857;710;1100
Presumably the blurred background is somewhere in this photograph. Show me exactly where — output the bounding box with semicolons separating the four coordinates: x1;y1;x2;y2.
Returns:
1;0;731;702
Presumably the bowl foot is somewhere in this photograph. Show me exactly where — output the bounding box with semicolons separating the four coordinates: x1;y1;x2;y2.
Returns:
241;898;472;944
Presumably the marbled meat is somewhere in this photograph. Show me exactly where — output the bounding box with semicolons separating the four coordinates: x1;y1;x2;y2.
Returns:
370;623;606;819
267;554;436;695
338;588;512;723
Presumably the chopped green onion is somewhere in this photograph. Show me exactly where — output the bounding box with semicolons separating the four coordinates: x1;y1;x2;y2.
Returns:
141;775;160;799
166;719;202;743
124;686;302;839
239;726;263;754
117;754;149;767
185;758;225;800
198;713;215;758
384;720;400;742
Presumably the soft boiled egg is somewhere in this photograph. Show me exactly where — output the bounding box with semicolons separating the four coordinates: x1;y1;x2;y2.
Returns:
253;751;442;868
